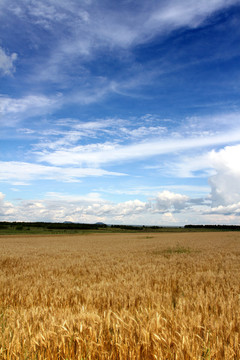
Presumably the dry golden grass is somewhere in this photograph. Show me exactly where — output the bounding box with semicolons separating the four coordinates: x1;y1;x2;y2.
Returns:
0;232;240;359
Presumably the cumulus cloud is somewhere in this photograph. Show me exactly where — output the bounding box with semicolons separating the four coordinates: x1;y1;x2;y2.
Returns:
0;190;192;223
209;145;240;207
205;202;240;216
0;47;17;76
0;192;15;217
164;144;240;210
148;191;189;213
1;184;240;224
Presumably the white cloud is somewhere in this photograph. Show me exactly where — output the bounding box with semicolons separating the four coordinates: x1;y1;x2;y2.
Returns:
205;202;240;216
209;145;240;207
32;118;123;150
119;126;167;139
162;212;177;223
148;191;189;213
36;128;240;166
57;0;240;50
108;199;147;217
31;118;168;152
0;95;61;125
6;0;238;87
149;0;238;31
0;95;53;114
28;2;68;28
1;184;240;224
0;190;191;223
162;144;240;209
0;47;17;76
163;153;215;178
0;161;126;184
45;192;103;201
185;113;240;133
97;184;210;197
0;192;15;217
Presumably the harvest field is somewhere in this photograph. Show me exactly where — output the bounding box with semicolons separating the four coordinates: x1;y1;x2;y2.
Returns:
0;232;240;359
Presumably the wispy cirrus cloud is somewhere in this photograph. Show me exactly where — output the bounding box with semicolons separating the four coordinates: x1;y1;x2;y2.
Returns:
30;117;168;151
0;94;62;126
10;0;239;50
3;0;239;89
148;0;238;31
96;185;210;197
0;161;126;185
35;128;240;166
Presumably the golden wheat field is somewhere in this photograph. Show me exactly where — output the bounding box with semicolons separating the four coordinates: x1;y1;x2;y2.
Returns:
0;232;240;360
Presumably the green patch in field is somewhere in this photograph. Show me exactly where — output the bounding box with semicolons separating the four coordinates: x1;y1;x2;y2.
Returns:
139;236;154;239
201;347;211;360
151;244;192;256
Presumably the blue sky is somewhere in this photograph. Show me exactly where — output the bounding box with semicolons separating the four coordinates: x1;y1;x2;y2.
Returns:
1;0;240;225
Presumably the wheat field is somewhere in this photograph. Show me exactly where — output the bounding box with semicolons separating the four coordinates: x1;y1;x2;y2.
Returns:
0;232;240;359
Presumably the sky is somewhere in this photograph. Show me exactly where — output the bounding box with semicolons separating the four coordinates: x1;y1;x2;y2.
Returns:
1;0;240;225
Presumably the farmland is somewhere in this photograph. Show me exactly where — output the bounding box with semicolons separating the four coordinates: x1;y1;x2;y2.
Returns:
0;232;240;359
